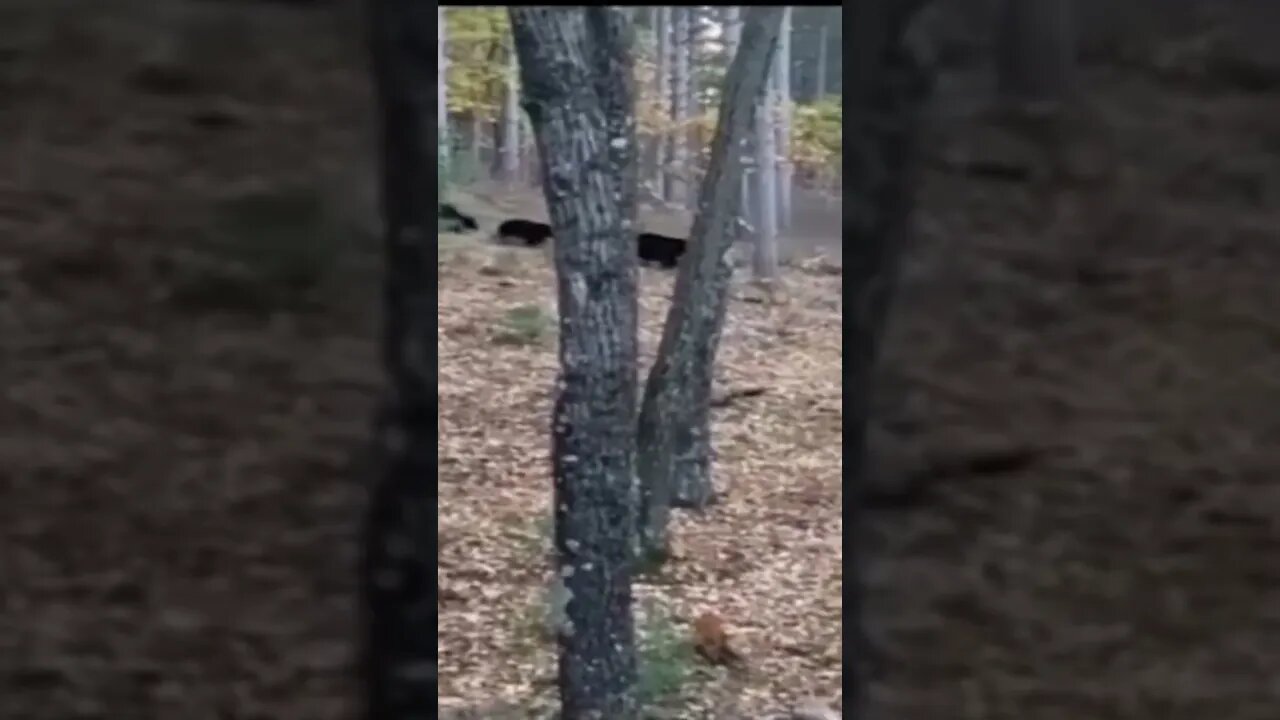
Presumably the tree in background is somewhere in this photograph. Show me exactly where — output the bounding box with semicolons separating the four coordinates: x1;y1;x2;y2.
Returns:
509;8;641;718
364;0;438;717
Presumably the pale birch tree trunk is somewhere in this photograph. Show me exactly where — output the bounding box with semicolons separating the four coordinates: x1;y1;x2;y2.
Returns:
636;6;784;564
509;8;640;719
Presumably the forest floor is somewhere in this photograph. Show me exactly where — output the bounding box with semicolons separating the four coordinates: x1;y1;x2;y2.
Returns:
2;1;1280;719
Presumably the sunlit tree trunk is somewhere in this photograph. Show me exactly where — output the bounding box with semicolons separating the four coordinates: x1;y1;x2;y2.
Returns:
510;8;640;719
636;6;784;563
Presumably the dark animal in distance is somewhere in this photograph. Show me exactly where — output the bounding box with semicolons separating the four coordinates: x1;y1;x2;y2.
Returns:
494;218;554;247
637;231;687;269
494;218;688;269
438;203;478;234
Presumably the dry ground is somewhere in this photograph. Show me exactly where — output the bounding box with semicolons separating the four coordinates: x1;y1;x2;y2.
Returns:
2;1;1279;719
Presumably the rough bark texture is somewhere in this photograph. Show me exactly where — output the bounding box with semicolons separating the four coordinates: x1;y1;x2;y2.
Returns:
776;7;793;231
363;0;439;717
636;7;784;563
671;7;691;208
995;0;1077;105
655;6;671;202
509;8;639;719
844;1;936;717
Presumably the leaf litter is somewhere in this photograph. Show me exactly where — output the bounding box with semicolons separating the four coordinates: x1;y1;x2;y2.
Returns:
438;246;844;717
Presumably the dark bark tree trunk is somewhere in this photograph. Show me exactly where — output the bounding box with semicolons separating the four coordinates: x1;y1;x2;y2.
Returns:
844;1;937;717
995;0;1077;106
362;0;438;717
635;7;784;564
509;8;640;719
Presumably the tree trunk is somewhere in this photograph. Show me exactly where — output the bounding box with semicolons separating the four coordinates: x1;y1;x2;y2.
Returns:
752;70;779;280
724;7;751;240
995;0;1077;107
844;1;936;717
509;8;640;719
775;7;793;231
437;6;449;181
816;23;828;100
670;7;691;209
502;39;520;184
363;1;438;717
724;6;740;54
635;6;783;564
655;6;671;202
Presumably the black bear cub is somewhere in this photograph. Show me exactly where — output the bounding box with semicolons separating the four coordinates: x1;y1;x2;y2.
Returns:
495;218;554;247
438;203;479;233
637;232;687;269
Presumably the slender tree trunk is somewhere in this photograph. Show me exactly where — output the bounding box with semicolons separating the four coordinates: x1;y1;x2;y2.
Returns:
469;112;481;178
509;8;640;719
636;6;784;563
655;6;671;202
724;7;751;239
363;1;438;717
502;40;520;184
844;1;936;717
816;23;828;101
753;72;779;280
670;7;691;209
775;7;793;230
437;6;449;182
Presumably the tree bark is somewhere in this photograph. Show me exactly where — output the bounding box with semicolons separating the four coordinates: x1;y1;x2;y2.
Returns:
437;6;449;181
752;67;780;280
995;0;1077;106
816;23;828;100
775;7;793;231
655;6;671;202
670;7;691;208
502;40;521;184
636;6;784;564
509;8;640;719
363;0;438;717
844;1;936;717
